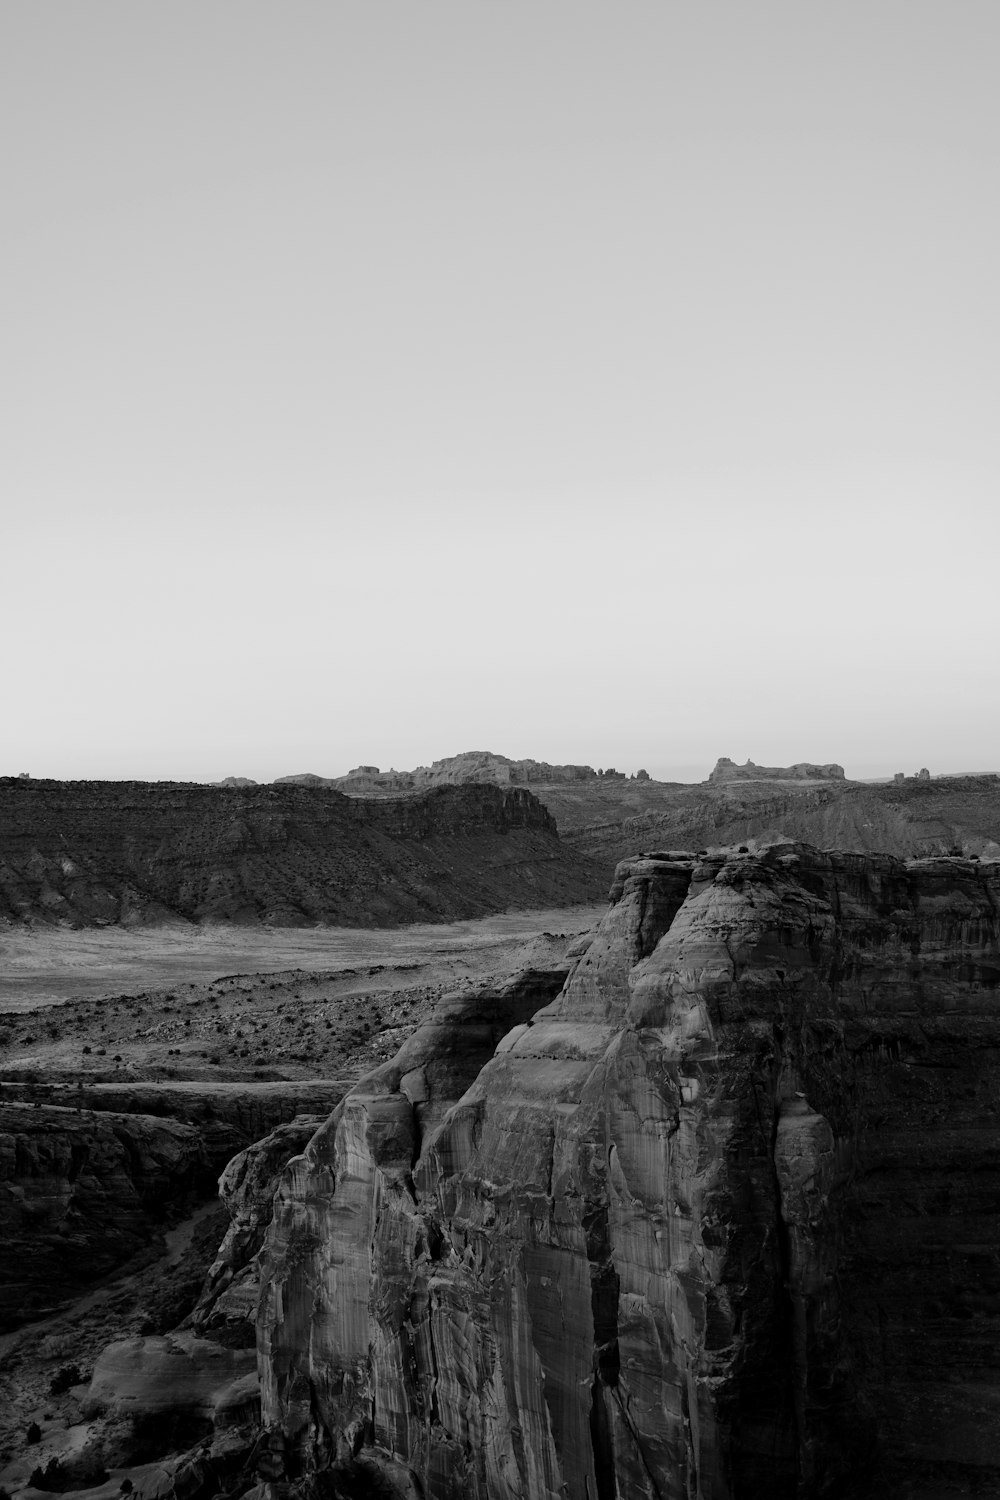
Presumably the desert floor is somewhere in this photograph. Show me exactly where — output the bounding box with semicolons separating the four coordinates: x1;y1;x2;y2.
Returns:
0;903;607;1012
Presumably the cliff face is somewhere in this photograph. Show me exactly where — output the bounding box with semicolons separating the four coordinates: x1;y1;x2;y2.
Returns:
255;845;1000;1498
0;779;606;927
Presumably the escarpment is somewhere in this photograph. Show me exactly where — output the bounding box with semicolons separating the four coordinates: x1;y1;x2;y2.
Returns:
255;845;1000;1498
0;778;606;927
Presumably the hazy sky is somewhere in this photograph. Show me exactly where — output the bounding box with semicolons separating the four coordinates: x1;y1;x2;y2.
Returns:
3;4;998;784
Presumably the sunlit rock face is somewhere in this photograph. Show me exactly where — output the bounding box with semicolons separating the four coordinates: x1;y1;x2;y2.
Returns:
256;846;1000;1499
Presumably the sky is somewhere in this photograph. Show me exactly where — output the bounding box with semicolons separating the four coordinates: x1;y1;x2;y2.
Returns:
3;3;998;784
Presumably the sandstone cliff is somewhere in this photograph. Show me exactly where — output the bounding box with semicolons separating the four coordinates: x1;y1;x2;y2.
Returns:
255;845;1000;1498
0;779;605;928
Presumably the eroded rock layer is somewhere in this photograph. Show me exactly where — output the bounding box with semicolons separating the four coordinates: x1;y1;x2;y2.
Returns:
256;846;1000;1498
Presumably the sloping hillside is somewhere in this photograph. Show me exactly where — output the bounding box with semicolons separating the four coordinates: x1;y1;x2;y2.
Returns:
0;780;607;928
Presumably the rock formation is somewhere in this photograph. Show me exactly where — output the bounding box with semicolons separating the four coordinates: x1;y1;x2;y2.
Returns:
708;757;846;783
278;751;603;794
254;844;1000;1498
0;779;606;927
193;1115;328;1344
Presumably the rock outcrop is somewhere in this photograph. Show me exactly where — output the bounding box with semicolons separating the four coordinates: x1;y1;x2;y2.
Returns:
0;779;606;927
83;1329;258;1424
254;844;1000;1498
193;1115;328;1343
708;757;846;783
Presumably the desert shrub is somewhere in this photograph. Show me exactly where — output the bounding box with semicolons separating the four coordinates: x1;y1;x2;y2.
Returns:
26;1422;41;1444
49;1363;82;1394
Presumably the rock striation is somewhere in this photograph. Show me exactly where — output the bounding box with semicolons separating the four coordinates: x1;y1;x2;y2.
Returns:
254;844;1000;1498
0;779;606;927
708;757;846;783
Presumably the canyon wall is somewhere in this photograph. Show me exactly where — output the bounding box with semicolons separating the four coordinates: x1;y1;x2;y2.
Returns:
255;844;1000;1498
0;779;605;927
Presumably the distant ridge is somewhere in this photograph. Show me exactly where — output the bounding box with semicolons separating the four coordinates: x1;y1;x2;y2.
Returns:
708;756;845;783
275;750;625;794
0;778;607;929
266;752;1000;870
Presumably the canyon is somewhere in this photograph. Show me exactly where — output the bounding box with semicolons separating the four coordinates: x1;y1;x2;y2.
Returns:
4;763;1000;1498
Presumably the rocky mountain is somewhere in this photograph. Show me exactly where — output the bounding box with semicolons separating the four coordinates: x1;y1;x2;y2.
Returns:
0;779;606;928
253;843;1000;1498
